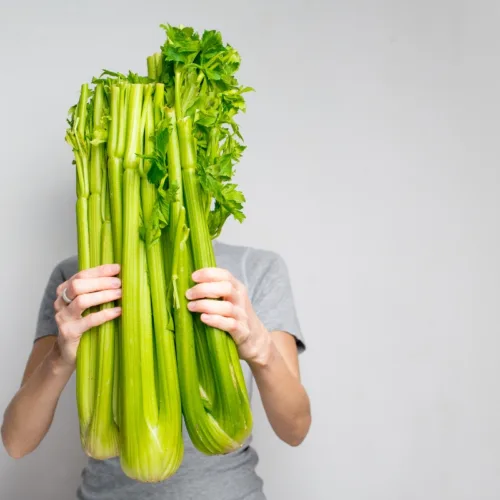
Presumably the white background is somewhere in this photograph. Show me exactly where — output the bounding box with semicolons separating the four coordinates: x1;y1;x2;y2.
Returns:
1;1;499;499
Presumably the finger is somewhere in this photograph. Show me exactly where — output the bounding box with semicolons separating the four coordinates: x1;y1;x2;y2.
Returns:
56;277;121;310
199;313;239;335
191;267;239;287
67;289;122;317
76;263;121;280
187;299;242;318
186;281;236;301
71;307;122;336
56;264;120;296
55;280;70;302
54;294;67;313
68;277;121;298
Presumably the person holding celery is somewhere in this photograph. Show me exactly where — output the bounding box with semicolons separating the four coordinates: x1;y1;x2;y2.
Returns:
1;23;311;500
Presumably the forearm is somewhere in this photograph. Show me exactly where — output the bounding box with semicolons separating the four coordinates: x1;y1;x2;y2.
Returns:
1;342;73;458
249;335;311;447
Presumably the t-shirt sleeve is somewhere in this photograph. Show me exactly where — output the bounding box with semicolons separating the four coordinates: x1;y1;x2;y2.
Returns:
249;251;306;354
34;262;65;341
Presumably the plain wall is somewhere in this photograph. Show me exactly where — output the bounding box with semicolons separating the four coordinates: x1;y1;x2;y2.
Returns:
1;1;499;499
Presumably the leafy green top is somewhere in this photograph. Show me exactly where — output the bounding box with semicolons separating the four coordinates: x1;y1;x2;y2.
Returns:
160;24;253;237
66;23;253;239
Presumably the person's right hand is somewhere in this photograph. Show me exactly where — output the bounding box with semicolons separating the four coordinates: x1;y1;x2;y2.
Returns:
53;264;122;368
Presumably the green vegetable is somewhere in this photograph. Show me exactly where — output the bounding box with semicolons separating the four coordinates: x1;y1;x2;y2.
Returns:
65;22;253;482
161;24;253;453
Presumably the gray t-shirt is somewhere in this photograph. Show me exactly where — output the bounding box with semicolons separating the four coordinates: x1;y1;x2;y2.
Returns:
34;239;306;500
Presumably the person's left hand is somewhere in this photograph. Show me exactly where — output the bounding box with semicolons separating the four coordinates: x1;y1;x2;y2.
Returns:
186;267;271;365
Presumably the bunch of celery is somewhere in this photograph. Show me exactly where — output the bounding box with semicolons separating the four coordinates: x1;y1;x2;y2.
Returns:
64;24;253;482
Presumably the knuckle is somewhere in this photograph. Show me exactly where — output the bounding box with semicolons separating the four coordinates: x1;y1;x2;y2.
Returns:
104;308;116;319
59;323;70;338
239;331;252;348
73;295;86;310
69;279;80;296
55;311;63;327
85;314;98;329
56;280;67;296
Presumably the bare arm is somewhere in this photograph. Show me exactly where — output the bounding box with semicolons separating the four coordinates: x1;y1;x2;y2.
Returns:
186;267;312;446
1;264;122;459
1;337;73;458
248;331;311;446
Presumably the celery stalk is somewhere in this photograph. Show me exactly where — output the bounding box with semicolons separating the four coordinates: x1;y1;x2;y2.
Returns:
85;221;119;459
177;117;252;449
120;84;145;478
143;86;183;478
107;83;128;429
120;83;183;482
66;83;95;447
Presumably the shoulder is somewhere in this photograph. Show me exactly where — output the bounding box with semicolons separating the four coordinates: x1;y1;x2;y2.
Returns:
214;239;290;297
214;239;285;273
46;255;79;284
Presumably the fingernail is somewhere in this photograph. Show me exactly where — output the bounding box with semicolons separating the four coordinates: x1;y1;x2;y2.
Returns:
115;289;122;297
113;307;122;314
111;278;121;287
192;271;200;280
187;301;195;310
185;289;193;299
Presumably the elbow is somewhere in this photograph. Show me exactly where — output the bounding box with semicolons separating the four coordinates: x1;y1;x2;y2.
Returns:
281;412;312;448
1;422;31;460
5;446;28;460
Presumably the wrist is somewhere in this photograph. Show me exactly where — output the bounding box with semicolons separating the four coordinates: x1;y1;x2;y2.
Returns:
247;327;274;369
47;342;75;376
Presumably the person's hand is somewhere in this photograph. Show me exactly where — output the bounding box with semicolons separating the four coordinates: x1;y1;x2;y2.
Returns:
186;267;272;365
53;264;122;368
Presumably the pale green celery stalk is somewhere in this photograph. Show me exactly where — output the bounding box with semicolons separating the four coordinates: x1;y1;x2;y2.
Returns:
84;82;105;447
176;116;252;450
154;88;172;286
86;219;120;458
164;107;182;288
136;85;159;476
68;83;95;448
139;85;183;480
165;106;226;452
107;83;127;427
165;107;183;230
78;83;105;455
171;208;237;455
107;84;126;265
72;84;90;272
120;84;179;483
154;53;163;80
147;53;163;81
120;83;145;480
147;56;157;81
84;83;120;460
167;109;250;454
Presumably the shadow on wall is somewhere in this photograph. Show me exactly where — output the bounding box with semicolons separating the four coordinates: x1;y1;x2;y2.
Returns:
1;376;88;500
